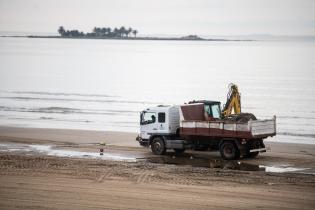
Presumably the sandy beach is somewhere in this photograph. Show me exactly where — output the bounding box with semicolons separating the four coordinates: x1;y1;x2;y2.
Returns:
0;126;315;210
1;1;315;210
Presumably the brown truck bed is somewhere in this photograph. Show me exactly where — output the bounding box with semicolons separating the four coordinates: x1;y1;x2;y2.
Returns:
180;116;276;139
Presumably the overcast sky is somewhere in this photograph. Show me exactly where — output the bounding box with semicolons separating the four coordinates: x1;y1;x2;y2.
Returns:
0;0;314;36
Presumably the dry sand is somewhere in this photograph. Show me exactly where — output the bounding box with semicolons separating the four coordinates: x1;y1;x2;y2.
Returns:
0;126;315;210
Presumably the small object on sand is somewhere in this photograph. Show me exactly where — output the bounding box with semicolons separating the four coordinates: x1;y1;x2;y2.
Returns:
99;142;106;156
172;155;176;159
190;156;194;160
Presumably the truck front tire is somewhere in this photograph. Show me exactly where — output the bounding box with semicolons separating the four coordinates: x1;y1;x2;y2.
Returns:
220;141;240;160
151;137;166;155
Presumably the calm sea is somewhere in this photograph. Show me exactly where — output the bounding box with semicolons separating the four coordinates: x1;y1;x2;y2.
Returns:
0;37;315;144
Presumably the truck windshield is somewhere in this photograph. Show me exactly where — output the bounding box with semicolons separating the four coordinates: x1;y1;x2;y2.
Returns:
211;104;221;119
141;112;156;125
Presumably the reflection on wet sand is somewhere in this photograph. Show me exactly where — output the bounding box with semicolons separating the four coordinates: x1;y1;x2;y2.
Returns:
146;154;311;174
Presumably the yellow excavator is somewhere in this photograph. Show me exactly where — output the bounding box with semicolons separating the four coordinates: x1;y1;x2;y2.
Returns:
189;83;256;122
222;83;241;117
221;83;256;122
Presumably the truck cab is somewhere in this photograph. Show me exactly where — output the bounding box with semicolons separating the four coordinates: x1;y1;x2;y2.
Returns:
137;105;180;147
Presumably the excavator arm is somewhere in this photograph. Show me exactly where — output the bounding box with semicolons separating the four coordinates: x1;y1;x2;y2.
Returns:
222;83;241;118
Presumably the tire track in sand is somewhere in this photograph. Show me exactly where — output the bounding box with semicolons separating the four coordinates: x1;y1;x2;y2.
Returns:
136;171;153;184
96;170;112;183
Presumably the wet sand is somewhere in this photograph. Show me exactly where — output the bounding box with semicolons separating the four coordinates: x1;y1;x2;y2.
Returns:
0;126;315;209
0;126;138;147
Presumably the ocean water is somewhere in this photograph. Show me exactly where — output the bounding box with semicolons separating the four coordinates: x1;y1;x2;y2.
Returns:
0;37;315;144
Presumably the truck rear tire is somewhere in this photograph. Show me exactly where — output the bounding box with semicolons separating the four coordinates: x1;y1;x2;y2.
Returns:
220;141;240;160
151;137;166;155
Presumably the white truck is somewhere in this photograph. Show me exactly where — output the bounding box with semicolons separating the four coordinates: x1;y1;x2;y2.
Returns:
136;103;276;160
136;84;276;160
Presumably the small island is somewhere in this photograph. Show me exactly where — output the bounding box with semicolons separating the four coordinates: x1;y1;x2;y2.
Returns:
52;26;210;41
4;26;252;42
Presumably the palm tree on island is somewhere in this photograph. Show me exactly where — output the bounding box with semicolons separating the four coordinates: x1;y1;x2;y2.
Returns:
132;30;138;37
127;27;132;37
119;26;126;37
58;26;65;36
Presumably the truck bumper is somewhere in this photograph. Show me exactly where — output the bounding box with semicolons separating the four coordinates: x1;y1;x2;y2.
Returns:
250;147;270;153
136;135;149;147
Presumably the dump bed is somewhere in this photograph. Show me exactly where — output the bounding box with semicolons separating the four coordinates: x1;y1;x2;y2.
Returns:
179;103;276;139
250;118;276;137
180;117;276;139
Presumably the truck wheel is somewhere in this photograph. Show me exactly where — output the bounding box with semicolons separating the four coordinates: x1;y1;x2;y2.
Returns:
174;149;185;154
220;141;240;160
151;137;166;155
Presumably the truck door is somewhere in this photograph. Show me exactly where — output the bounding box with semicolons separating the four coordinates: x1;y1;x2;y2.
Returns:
140;111;158;139
158;112;166;131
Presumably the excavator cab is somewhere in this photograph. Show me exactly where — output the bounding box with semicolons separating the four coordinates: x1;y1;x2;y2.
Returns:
188;100;222;120
205;102;222;119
